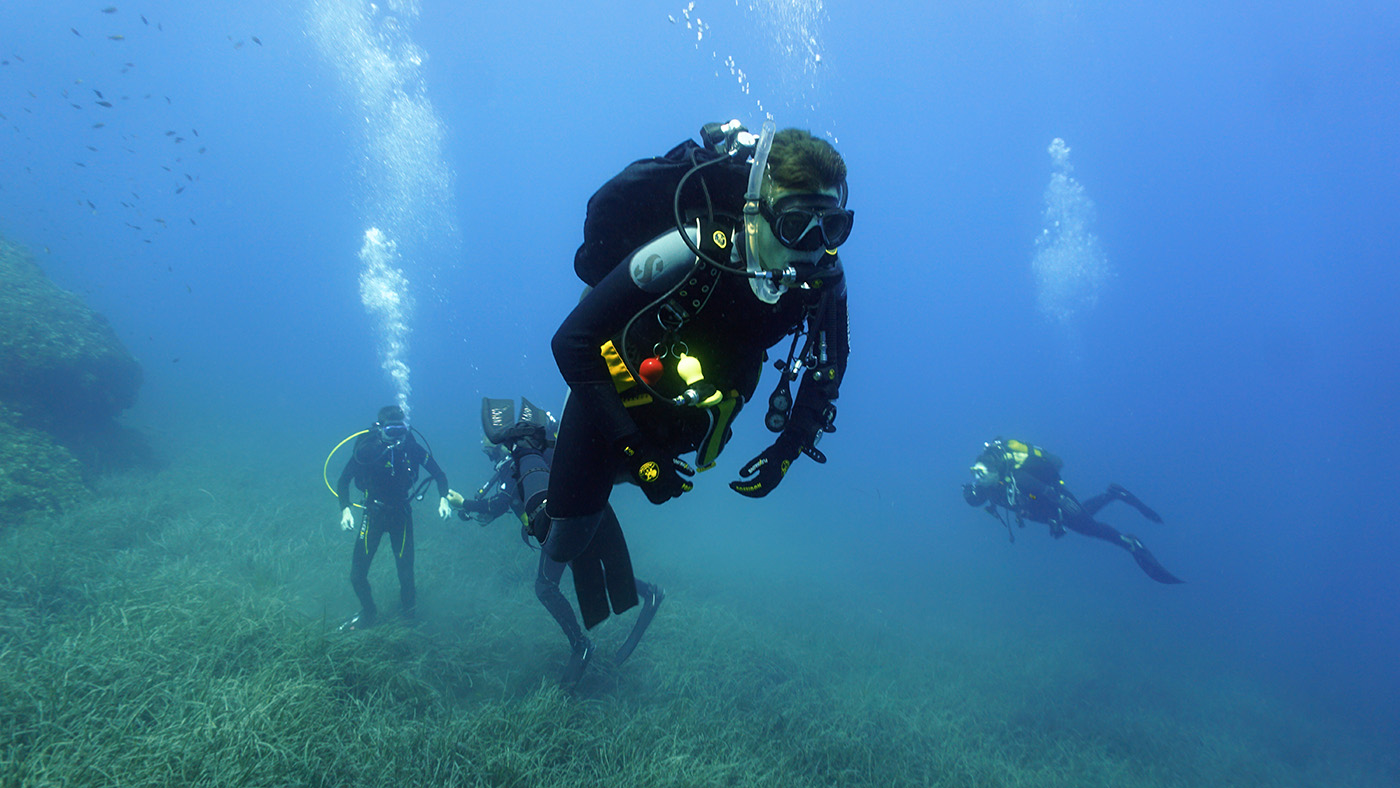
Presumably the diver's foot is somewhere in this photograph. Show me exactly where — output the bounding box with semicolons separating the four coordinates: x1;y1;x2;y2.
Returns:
615;586;665;664
1109;483;1163;523
338;610;376;632
561;637;594;689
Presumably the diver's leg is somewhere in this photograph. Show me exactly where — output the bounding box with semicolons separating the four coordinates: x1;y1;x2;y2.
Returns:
535;550;585;648
1061;500;1181;584
348;513;384;626
1108;483;1163;523
1080;492;1115;517
536;551;593;688
391;508;416;616
543;398;617;564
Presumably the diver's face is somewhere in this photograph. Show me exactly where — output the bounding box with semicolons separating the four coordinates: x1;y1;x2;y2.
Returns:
751;185;844;271
378;422;409;445
970;462;996;487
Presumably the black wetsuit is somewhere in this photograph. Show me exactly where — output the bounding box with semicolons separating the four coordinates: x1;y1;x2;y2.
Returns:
964;444;1181;584
337;433;449;618
547;228;848;626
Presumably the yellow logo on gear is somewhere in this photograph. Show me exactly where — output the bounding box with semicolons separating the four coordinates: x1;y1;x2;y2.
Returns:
639;461;660;483
712;230;728;248
779;459;791;475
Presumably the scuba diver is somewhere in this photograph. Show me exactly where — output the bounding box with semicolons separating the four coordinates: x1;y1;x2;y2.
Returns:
544;120;851;628
962;438;1182;584
447;397;664;689
335;405;453;629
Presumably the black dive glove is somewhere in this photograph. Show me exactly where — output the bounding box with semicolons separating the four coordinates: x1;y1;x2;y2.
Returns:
729;433;802;498
618;436;694;505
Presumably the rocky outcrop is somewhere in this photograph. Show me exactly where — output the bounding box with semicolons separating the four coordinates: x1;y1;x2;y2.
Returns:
0;237;153;496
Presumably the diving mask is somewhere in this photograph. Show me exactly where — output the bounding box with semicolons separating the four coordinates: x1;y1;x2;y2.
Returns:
759;193;854;252
970;462;995;486
378;421;409;444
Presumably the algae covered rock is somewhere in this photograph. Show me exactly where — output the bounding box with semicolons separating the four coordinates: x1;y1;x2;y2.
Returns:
0;405;85;518
0;237;142;428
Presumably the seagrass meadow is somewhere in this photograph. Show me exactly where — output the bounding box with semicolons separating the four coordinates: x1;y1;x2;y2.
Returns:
1;452;1395;788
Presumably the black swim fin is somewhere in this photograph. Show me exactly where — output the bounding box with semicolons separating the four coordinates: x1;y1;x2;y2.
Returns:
615;585;665;664
1109;483;1163;524
1124;538;1183;584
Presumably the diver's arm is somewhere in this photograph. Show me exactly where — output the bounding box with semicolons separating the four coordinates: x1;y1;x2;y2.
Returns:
422;451;450;499
336;459;357;512
785;277;848;452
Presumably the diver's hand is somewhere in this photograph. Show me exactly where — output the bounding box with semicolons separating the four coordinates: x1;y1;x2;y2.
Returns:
619;435;694;505
340;508;355;531
729;435;801;498
446;489;465;508
438;496;452;520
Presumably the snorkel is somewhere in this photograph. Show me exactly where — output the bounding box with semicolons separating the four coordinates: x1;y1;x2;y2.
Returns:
742;120;789;292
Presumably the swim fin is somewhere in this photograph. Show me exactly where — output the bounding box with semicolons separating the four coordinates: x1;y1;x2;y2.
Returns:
338;610;376;631
1109;483;1163;524
1125;539;1183;584
615;585;665;664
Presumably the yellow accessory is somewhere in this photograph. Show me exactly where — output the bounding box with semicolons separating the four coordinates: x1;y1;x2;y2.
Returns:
676;353;723;407
639;461;660;483
323;430;370;509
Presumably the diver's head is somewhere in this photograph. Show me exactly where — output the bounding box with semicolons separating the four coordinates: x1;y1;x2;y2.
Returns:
969;461;997;487
480;434;506;464
748;129;852;272
375;405;409;445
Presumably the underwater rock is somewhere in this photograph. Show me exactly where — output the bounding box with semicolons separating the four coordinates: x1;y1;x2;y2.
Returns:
0;238;141;424
0;236;152;473
0;405;84;520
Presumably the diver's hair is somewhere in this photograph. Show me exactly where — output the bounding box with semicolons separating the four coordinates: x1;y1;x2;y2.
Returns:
377;405;406;424
766;129;847;194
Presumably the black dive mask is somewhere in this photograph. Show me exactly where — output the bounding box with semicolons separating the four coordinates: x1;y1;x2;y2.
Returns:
759;194;854;251
377;421;409;444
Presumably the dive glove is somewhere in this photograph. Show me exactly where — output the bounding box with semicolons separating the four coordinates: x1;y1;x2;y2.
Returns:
729;434;802;498
619;436;694;505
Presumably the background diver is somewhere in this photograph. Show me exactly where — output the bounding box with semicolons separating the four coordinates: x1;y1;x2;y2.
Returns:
448;397;664;689
543;121;852;631
962;438;1183;584
335;405;452;629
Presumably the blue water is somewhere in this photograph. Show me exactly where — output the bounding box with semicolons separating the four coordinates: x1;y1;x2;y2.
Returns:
3;0;1397;759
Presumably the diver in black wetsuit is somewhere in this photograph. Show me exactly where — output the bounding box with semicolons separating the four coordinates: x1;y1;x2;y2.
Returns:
962;438;1182;584
447;397;663;688
336;405;453;629
545;124;852;629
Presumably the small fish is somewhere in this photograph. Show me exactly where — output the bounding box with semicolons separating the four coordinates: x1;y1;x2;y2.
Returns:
252;36;262;46
86;200;96;209
92;122;104;128
94;89;104;98
0;113;7;121
75;162;87;168
184;285;191;293
173;137;183;143
141;15;148;25
175;186;185;194
86;145;98;151
70;102;83;109
125;223;141;230
184;174;192;181
155;217;167;226
172;357;180;362
13;55;22;62
164;96;171;103
189;218;196;225
165;130;175;136
192;128;199;136
233;41;244;49
71;28;82;37
109;35;125;41
198;147;206;154
161;165;171;171
102;6;117;13
96;100;113;107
